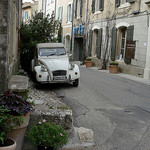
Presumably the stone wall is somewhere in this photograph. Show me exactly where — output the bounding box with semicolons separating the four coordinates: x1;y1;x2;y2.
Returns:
0;0;8;94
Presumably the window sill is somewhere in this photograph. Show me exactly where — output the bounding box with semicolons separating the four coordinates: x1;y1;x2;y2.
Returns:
118;3;131;9
67;21;72;24
94;11;102;15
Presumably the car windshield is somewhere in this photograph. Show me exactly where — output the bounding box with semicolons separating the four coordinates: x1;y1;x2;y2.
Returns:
39;48;66;56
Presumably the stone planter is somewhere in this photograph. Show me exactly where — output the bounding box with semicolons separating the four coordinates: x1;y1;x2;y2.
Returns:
109;65;118;74
0;139;16;150
85;61;93;67
8;112;30;150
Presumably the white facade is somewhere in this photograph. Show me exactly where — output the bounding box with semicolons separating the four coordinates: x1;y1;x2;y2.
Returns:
38;0;55;17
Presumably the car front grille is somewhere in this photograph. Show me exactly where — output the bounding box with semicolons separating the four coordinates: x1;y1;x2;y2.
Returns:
53;70;67;76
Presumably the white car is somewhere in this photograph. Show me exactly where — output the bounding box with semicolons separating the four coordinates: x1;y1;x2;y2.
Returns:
31;43;80;87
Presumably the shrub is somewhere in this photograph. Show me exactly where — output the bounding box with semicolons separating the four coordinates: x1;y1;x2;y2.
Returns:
27;120;68;150
109;61;118;65
0;91;33;116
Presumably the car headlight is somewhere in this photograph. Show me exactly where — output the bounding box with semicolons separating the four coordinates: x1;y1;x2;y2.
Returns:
41;65;47;72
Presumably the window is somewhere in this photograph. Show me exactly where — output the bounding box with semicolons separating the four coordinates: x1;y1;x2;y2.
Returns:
42;0;44;10
57;7;63;21
24;11;28;19
47;0;51;5
92;0;104;13
75;0;83;18
120;0;129;4
66;3;72;23
120;28;127;59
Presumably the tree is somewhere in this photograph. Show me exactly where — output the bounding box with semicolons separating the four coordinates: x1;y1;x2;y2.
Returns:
20;12;62;72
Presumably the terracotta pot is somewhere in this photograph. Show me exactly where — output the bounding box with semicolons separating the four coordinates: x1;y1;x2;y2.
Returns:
7;112;30;150
85;61;93;67
109;65;118;74
0;139;16;150
38;145;54;150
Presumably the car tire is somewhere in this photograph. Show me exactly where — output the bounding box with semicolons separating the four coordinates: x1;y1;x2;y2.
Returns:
73;79;79;87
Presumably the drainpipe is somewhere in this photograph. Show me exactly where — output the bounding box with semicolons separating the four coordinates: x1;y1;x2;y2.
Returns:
84;0;89;58
71;0;75;61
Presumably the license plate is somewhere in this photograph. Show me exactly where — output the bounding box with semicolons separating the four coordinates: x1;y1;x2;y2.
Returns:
53;76;66;80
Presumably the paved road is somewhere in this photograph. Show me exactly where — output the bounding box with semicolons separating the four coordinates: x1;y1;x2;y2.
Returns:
53;67;150;150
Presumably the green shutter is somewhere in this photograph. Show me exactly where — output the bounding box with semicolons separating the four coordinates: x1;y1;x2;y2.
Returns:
80;0;83;17
126;25;134;41
99;0;104;11
92;0;95;13
66;5;68;23
60;7;63;22
125;25;134;64
97;28;103;59
70;3;72;22
88;30;92;56
115;0;120;7
111;27;117;61
57;8;59;20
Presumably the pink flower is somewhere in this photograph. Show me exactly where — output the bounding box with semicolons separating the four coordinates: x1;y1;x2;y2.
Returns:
43;119;46;123
60;133;63;136
38;122;42;124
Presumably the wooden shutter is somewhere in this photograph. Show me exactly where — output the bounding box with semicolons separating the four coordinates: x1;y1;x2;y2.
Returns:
70;3;72;22
80;0;83;17
111;27;117;61
75;0;77;18
88;30;93;56
125;25;134;64
126;25;134;41
97;28;103;59
92;0;95;13
66;5;68;23
60;7;63;22
57;8;59;20
115;0;120;7
99;0;104;11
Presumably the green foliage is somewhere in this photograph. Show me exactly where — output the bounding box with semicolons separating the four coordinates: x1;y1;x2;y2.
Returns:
0;107;23;146
86;57;92;61
20;12;62;72
109;61;118;65
27;120;68;149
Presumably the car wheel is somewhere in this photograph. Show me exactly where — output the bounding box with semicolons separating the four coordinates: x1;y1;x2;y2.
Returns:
73;79;79;87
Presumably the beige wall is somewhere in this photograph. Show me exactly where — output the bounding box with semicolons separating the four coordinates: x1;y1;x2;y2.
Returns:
56;0;73;52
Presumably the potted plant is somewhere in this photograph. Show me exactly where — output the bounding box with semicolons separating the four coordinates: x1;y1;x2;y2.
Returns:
109;61;119;74
0;90;33;150
85;57;93;67
0;107;16;150
27;120;68;150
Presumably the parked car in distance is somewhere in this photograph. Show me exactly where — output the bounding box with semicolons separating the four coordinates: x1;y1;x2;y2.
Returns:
31;43;80;87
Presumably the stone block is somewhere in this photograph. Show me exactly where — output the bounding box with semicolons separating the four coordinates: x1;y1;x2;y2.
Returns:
77;127;94;143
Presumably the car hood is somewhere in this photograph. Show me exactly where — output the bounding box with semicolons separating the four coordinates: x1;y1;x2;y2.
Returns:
39;57;69;71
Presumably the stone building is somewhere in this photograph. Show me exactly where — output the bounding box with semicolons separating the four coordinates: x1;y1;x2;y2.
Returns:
79;0;150;79
22;0;38;23
56;0;73;54
0;0;22;94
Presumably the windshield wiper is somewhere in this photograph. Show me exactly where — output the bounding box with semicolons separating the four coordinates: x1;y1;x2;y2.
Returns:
47;53;56;56
57;53;66;56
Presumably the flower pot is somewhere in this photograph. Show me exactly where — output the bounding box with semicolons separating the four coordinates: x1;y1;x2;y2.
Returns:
38;145;54;150
85;61;93;67
7;112;30;150
0;139;16;150
109;65;118;74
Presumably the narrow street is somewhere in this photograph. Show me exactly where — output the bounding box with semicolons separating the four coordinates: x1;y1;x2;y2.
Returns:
50;66;150;150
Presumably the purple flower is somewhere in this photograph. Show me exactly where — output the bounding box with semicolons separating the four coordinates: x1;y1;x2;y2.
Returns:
43;119;46;123
38;122;42;124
